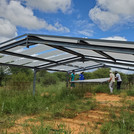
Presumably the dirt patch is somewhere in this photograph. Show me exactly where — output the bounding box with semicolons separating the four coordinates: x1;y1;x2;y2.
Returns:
3;93;134;134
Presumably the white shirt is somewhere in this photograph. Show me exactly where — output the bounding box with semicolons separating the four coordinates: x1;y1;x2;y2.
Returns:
116;73;122;82
110;72;115;82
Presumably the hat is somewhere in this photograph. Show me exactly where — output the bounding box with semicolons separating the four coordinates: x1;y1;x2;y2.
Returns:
109;70;112;73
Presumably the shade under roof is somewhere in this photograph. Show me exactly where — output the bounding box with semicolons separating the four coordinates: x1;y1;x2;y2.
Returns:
0;33;134;72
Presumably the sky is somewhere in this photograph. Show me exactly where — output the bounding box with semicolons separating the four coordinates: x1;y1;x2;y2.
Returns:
1;0;134;43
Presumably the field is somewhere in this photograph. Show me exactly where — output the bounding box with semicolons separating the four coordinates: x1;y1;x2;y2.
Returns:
0;81;134;134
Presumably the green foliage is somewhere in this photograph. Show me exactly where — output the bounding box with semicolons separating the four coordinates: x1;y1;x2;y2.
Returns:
91;84;109;94
127;74;134;84
37;70;47;77
0;82;96;119
101;110;134;134
37;70;59;86
7;72;33;90
69;86;90;98
120;73;128;86
84;68;110;79
40;73;59;86
10;66;33;75
0;90;42;115
0;66;7;86
126;89;134;96
53;72;66;81
92;68;110;78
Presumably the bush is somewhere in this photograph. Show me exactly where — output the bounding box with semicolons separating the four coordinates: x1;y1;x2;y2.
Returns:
40;73;59;86
0;66;7;86
91;84;109;94
7;72;32;90
53;72;66;81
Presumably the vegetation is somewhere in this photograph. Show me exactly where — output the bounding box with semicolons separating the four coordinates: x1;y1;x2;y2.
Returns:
101;99;134;134
0;66;134;133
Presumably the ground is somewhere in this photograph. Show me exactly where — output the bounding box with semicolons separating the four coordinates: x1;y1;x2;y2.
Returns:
3;93;134;134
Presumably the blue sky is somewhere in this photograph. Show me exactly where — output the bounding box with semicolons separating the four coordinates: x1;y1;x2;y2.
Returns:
1;0;134;43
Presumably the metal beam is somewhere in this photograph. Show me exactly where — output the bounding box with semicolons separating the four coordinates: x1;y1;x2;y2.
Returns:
0;62;35;69
0;39;26;51
36;56;80;68
65;63;85;69
46;68;67;72
0;34;27;46
1;50;58;64
93;50;116;62
28;39;134;55
68;64;104;73
104;64;134;71
37;57;82;70
28;34;134;45
85;56;134;67
47;44;85;59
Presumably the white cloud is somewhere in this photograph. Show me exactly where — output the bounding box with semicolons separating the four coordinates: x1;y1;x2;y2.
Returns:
78;30;93;37
0;0;70;41
0;19;17;37
0;18;17;43
97;0;134;16
89;0;134;30
24;0;71;13
89;7;119;31
0;0;46;29
75;20;94;37
53;22;70;32
101;36;127;41
0;36;12;43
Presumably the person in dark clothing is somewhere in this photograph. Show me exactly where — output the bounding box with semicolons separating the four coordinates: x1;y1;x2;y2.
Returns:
70;70;75;89
115;71;122;90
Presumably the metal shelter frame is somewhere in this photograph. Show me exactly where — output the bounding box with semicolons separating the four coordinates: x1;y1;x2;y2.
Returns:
0;33;134;95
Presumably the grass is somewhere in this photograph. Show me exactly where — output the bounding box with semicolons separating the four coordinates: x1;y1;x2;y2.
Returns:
0;82;97;132
29;122;72;134
101;111;134;134
100;93;134;134
0;81;134;133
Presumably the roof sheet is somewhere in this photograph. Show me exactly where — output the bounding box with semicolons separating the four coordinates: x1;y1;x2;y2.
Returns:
0;33;134;72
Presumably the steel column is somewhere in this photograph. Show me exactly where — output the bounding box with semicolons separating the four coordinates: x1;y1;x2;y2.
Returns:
33;69;37;96
66;72;69;87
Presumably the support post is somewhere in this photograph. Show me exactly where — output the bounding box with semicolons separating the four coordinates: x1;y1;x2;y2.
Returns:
33;69;37;96
66;72;69;88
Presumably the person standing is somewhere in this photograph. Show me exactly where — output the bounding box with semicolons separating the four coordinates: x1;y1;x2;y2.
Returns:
79;72;84;80
108;70;115;93
70;70;75;89
115;71;122;90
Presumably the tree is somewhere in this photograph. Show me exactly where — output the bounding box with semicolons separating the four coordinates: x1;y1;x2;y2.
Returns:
0;66;6;86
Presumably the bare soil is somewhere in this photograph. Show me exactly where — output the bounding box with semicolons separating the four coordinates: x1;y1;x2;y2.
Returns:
4;93;134;134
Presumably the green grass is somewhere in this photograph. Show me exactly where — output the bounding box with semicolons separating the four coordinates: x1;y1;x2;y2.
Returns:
1;81;134;133
100;96;134;134
30;122;71;134
101;111;134;134
0;82;97;131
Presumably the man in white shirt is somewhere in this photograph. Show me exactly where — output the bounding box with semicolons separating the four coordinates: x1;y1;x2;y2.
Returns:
108;70;115;93
115;71;122;90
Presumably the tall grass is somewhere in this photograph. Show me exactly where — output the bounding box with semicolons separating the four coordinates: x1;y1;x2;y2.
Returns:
0;82;96;118
101;111;134;134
